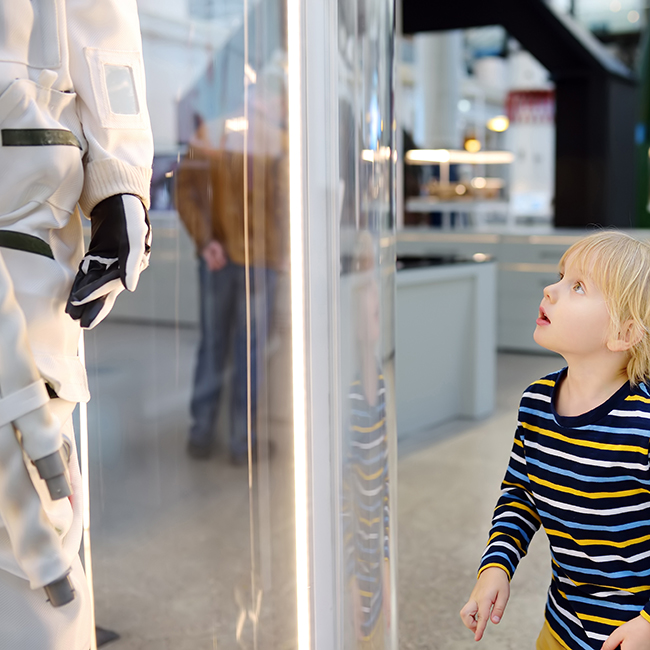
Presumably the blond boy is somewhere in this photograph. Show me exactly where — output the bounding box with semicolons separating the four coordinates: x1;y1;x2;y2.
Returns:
460;231;650;649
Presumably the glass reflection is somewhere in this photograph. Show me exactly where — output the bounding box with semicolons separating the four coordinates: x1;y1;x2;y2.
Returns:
77;0;398;646
337;0;396;647
175;116;282;466
84;1;293;648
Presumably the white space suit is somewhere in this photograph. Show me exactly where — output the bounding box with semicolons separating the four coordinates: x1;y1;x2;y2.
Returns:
0;0;153;647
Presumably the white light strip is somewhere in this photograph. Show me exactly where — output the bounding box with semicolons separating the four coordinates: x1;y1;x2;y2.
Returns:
287;0;311;647
78;333;97;650
404;149;515;165
361;146;392;162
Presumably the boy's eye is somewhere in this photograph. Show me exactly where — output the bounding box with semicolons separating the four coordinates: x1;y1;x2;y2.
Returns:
573;282;584;294
558;272;564;281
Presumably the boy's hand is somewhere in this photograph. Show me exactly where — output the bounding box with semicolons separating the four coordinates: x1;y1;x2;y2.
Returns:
602;615;650;649
460;567;510;641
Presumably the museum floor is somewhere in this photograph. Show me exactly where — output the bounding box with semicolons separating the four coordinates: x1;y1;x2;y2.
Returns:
83;321;562;650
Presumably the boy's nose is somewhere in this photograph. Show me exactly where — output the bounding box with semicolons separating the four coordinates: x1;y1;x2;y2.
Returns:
543;283;556;301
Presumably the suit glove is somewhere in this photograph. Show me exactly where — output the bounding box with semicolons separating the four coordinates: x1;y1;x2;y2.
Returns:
66;194;151;329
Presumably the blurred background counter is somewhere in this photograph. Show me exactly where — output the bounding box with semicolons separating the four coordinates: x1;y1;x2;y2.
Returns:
395;257;496;438
396;228;647;352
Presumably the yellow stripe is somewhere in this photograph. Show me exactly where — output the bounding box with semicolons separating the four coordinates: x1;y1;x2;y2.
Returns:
514;437;524;448
521;421;647;455
571;580;650;593
530;473;649;499
547;623;571;649
532;379;556;387
488;531;525;553
503;479;529;492
627;395;650;404
546;528;650;549
359;517;381;526
641;610;650;624
578;582;650;593
360;589;373;598
576;611;627;627
496;499;542;524
563;567;650;594
352;418;386;433
477;563;512;580
557;589;627;626
356;465;384;480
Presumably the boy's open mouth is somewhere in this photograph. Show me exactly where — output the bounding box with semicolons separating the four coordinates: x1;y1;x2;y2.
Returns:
539;307;550;323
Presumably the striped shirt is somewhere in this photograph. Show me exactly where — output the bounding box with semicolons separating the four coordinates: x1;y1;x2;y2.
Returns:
479;368;650;650
343;371;390;643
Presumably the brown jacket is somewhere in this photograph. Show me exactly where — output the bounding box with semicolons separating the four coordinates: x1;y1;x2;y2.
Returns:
175;145;287;269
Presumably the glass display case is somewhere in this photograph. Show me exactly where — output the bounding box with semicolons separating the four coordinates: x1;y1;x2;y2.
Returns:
78;0;397;648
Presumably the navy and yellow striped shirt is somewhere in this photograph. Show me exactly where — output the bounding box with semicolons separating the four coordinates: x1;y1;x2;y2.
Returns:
479;368;650;649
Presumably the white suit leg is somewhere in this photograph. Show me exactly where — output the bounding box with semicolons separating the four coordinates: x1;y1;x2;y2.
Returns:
0;251;76;602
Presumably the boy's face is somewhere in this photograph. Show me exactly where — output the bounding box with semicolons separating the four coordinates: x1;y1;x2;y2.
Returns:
533;255;613;358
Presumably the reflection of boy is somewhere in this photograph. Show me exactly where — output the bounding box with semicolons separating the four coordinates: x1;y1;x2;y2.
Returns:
461;232;650;649
343;235;390;649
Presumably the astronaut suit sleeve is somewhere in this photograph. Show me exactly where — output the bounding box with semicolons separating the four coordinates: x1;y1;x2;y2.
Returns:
64;0;154;328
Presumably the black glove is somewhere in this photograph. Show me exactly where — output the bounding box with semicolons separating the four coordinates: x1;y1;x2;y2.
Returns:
66;194;151;329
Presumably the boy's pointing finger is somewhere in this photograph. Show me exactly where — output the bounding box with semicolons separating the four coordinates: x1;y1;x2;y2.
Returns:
473;599;492;641
459;600;478;631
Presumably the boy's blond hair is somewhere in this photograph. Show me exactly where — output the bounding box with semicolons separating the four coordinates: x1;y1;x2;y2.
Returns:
561;231;650;386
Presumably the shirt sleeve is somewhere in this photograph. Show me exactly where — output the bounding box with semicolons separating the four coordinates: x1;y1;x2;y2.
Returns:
65;0;154;215
641;607;650;625
478;422;542;580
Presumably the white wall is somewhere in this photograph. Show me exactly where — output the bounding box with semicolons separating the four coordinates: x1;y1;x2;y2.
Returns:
136;0;238;154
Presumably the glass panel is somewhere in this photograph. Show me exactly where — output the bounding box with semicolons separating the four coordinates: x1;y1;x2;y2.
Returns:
85;1;293;648
336;0;397;647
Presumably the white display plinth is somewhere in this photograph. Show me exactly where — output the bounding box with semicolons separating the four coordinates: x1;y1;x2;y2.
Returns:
395;260;497;437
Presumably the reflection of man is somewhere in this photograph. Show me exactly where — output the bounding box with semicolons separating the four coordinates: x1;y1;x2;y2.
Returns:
176;123;286;463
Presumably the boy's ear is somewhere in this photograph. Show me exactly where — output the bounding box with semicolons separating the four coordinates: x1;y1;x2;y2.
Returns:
607;320;644;352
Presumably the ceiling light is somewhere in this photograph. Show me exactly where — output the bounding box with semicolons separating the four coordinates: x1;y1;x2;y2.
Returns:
487;116;510;132
405;150;515;165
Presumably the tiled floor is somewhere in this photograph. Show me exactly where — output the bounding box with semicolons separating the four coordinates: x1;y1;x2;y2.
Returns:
83;321;296;650
397;351;563;650
83;321;564;649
